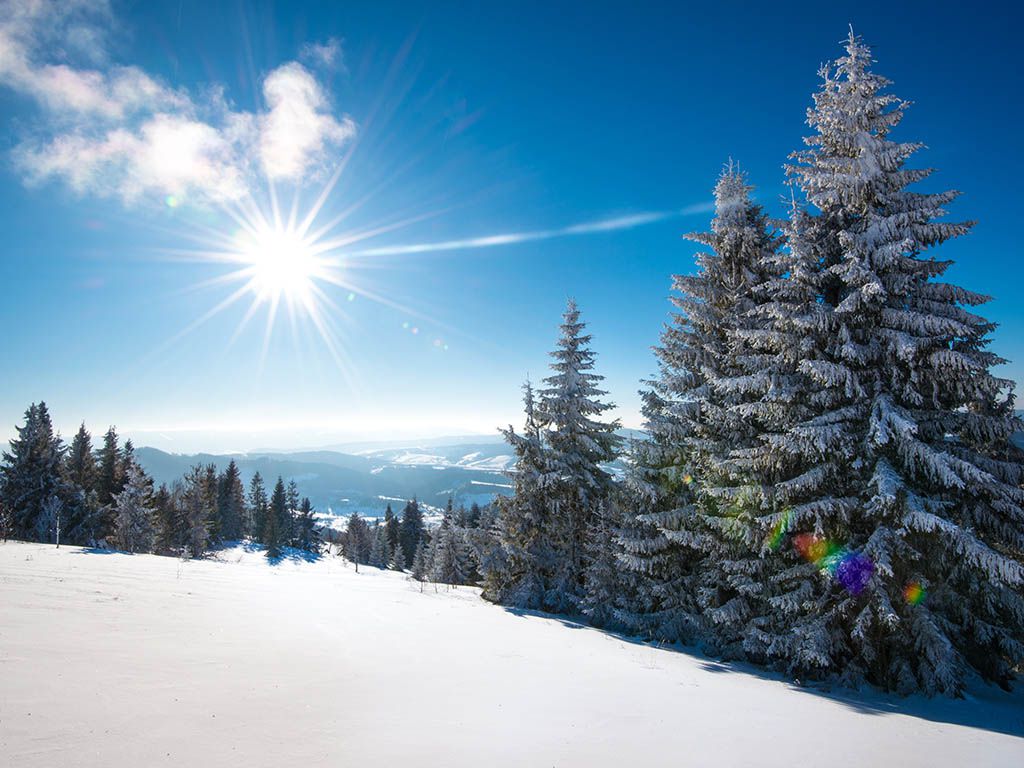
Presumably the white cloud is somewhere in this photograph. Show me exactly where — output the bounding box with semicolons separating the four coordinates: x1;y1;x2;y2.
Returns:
300;38;344;70
259;63;355;181
0;0;355;205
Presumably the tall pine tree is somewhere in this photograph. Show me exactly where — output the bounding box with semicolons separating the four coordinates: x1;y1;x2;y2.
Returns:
537;299;620;612
747;32;1024;694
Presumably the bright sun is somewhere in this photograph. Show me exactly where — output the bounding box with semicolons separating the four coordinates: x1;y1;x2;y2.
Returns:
239;226;320;303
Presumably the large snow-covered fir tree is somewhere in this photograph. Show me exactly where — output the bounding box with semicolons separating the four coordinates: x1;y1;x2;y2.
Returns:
537;299;620;612
745;32;1024;694
677;168;785;655
616;168;781;647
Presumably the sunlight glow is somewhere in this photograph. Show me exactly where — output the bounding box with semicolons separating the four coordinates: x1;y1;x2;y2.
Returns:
238;225;320;302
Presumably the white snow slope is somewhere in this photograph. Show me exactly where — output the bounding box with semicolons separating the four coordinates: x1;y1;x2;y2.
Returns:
1;541;1022;767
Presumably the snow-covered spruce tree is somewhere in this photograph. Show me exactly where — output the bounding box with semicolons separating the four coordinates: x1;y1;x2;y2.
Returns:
113;463;155;553
580;496;630;629
537;300;621;613
180;465;213;559
284;480;300;545
411;539;428;583
616;169;782;647
294;497;321;554
370;524;389;568
344;512;372;567
615;395;703;643
1;403;67;542
678;168;786;655
483;381;554;608
747;32;1024;694
248;472;268;542
430;514;465;587
390;537;407;571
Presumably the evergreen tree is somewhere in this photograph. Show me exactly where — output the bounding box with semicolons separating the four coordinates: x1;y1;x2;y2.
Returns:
202;464;220;541
0;500;11;541
399;498;424;567
248;472;269;543
284;479;300;545
411;539;428;588
63;422;100;544
294;497;321;554
620;166;784;650
580;497;626;629
0;403;67;541
383;503;400;552
745;33;1024;694
152;483;179;555
180;465;212;559
344;512;372;567
390;538;407;571
93;426;122;541
113;463;155;553
95;426;121;507
121;439;136;474
215;460;246;541
369;523;389;568
537;299;621;611
35;494;63;545
266;477;287;559
483;382;553;608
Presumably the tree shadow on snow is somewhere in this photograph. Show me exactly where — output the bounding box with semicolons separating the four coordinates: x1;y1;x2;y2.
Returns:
70;546;124;555
500;605;1024;739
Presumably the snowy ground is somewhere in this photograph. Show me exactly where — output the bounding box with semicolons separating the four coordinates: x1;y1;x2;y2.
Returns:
1;541;1022;767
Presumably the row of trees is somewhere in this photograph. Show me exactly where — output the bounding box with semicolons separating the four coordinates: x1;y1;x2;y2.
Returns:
335;498;490;588
0;407;322;559
483;33;1024;696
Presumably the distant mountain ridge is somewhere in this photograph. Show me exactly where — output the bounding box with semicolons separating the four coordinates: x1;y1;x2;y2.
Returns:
134;440;515;523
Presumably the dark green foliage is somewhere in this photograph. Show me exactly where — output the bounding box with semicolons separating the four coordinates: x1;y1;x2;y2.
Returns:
266;477;287;559
399;498;424;567
249;472;269;543
0;402;67;542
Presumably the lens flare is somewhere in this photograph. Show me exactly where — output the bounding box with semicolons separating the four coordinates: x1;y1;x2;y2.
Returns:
904;581;926;605
792;533;873;596
765;508;793;551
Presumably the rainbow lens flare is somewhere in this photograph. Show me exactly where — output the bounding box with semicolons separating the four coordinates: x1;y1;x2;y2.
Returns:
904;582;926;605
792;533;873;595
835;552;874;595
765;508;793;551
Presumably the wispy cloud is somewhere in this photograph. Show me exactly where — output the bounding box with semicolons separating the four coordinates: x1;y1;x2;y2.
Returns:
0;0;354;205
347;202;714;257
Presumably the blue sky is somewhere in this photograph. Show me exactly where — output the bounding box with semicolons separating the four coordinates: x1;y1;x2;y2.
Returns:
1;0;1021;452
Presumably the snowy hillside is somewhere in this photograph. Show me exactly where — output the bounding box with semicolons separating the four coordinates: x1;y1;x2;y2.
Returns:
2;541;1021;767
